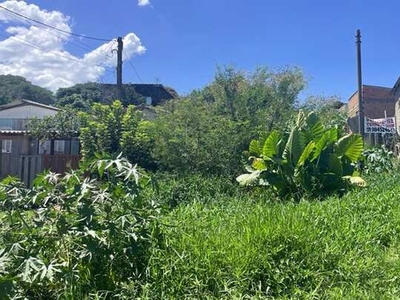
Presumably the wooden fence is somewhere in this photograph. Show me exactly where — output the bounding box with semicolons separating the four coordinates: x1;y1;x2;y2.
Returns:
20;154;81;186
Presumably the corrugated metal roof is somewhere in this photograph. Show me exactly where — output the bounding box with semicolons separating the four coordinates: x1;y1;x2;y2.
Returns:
0;99;60;111
0;130;28;135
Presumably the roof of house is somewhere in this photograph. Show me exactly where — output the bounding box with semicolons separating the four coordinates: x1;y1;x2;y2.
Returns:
348;85;395;102
100;83;178;105
0;99;60;111
362;85;395;100
0;130;28;135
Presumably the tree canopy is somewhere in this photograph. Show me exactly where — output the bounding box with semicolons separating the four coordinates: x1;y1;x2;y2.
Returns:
0;74;55;105
55;82;145;111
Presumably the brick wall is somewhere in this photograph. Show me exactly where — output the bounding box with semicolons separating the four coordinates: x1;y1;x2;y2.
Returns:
347;85;396;119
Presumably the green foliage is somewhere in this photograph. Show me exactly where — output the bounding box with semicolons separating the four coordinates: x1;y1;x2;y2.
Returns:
0;156;162;299
300;95;347;136
142;173;258;208
153;65;306;176
0;74;55;105
238;111;365;199
152;98;240;175
27;108;80;140
79;101;156;169
56;93;92;111
56;82;103;109
144;172;400;299
361;145;394;174
56;82;145;111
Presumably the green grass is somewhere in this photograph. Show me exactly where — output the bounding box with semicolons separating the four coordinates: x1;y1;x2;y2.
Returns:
142;173;400;299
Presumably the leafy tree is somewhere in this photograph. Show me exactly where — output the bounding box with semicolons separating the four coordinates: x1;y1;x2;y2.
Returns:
0;74;55;105
56;82;145;111
79;101;156;169
56;82;103;106
56;93;91;111
237;111;365;199
152;66;307;176
152;98;239;175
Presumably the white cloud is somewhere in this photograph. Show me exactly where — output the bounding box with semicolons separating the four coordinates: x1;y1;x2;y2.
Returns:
0;0;146;91
138;0;151;7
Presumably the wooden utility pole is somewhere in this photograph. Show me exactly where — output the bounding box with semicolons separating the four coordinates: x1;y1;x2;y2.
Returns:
116;36;123;99
356;29;364;137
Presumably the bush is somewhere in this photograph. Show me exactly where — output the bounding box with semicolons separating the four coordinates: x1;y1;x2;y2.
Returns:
152;66;306;177
0;156;162;299
361;145;394;174
237;111;365;199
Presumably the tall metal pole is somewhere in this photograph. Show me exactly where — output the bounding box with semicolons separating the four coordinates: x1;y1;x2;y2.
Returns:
356;29;364;137
117;36;123;99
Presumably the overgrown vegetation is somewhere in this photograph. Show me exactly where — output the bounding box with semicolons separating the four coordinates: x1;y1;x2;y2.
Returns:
2;65;399;299
144;171;400;299
0;156;162;299
237;110;364;199
0;74;55;105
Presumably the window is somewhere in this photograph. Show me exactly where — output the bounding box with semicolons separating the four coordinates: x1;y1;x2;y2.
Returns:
54;140;65;154
2;139;12;153
39;140;50;154
38;140;66;154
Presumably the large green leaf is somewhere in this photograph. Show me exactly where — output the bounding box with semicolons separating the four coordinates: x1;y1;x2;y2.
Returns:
297;141;315;168
310;121;324;142
312;128;338;161
327;153;343;177
283;126;304;166
249;140;262;156
252;158;267;170
336;134;363;162
262;131;281;159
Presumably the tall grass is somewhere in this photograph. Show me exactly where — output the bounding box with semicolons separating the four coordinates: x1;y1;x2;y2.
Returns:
142;172;400;299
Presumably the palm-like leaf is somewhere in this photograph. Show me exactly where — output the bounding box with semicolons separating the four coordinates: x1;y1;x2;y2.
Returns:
249;140;262;156
283;126;304;166
336;134;363;162
297;141;315;168
327;153;343;177
312;128;337;161
262;131;281;159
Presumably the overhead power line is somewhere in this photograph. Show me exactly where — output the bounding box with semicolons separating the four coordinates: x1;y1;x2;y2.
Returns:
0;5;111;42
0;30;110;69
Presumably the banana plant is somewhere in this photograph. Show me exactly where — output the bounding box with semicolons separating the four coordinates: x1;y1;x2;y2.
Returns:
237;111;365;199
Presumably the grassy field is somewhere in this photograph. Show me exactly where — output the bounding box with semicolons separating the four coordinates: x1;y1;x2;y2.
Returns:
2;171;400;299
141;172;400;299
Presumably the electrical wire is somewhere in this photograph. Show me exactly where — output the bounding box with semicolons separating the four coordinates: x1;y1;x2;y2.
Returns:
123;52;159;104
0;5;111;42
0;8;118;60
0;30;110;69
0;7;97;53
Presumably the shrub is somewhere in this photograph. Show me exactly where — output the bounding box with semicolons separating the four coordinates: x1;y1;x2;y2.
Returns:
361;145;394;175
0;156;162;299
237;111;365;199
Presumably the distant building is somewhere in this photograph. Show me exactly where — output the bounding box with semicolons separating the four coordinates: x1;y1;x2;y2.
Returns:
0;99;79;186
99;83;178;106
347;85;397;133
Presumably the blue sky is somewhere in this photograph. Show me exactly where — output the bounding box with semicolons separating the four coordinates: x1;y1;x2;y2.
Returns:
0;0;399;102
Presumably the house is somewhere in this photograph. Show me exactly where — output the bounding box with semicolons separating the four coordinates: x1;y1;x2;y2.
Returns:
347;85;397;133
98;83;178;106
0;99;80;186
